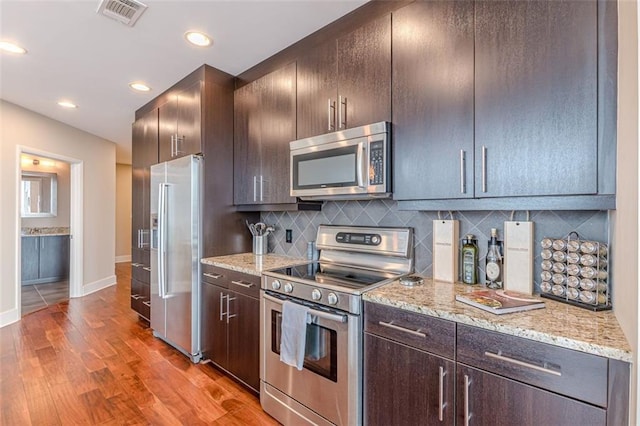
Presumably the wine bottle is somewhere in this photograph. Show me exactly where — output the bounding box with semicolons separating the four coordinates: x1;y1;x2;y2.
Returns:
485;228;503;289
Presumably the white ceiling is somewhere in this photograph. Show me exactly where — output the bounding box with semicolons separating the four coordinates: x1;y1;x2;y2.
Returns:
0;0;368;164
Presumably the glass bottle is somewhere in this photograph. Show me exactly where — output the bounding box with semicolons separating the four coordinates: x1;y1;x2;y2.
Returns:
461;234;478;284
485;228;503;289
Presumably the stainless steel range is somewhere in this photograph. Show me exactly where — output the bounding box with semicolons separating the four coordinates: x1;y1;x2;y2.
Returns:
260;225;414;426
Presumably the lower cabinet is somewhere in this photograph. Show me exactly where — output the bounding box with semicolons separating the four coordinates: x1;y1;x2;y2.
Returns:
21;235;70;285
201;265;260;392
130;247;151;320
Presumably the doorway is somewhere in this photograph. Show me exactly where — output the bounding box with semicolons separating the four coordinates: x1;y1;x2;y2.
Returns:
16;147;83;317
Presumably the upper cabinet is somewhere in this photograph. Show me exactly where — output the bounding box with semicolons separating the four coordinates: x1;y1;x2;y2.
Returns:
158;81;203;163
296;14;391;139
393;0;616;210
234;63;297;206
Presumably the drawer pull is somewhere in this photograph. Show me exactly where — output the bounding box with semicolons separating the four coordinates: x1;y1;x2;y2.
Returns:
231;280;254;288
131;263;143;267
131;294;143;300
142;301;151;307
438;366;446;422
464;374;472;426
203;272;222;280
484;351;562;377
378;321;426;338
142;267;151;272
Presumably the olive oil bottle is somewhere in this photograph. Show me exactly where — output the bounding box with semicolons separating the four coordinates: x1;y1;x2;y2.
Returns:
461;234;478;284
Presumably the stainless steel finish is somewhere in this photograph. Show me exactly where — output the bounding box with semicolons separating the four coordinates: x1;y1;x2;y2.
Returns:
142;267;151;272
260;382;335;426
150;155;202;363
482;145;487;193
283;282;293;293
311;289;322;301
263;293;347;323
464;374;471;426
226;295;236;323
131;294;142;300
143;300;151;307
259;175;264;202
484;351;562;376
356;142;365;188
327;99;335;131
231;280;254;288
170;135;175;157
460;149;466;194
338;95;347;129
438;366;446;422
175;135;183;156
253;175;257;202
272;279;281;290
219;293;226;321
317;225;413;260
131;263;143;267
378;321;426;338
203;272;222;280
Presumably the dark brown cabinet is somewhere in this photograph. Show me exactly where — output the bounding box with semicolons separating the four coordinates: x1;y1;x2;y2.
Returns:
158;81;202;163
392;0;474;200
234;62;296;206
201;265;260;392
21;235;69;285
296;14;391;139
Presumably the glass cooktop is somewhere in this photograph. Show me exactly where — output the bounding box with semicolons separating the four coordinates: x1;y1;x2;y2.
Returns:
267;262;397;290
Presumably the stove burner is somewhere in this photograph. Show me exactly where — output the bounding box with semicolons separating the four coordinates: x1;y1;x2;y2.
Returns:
399;275;424;286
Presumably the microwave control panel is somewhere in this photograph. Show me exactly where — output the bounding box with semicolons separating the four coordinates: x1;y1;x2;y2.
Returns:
369;140;385;185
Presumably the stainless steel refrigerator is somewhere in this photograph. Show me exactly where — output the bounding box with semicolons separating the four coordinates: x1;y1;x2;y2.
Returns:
150;154;202;363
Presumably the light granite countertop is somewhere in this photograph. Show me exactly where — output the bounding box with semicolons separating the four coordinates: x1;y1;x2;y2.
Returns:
201;253;307;277
364;276;633;363
21;227;70;237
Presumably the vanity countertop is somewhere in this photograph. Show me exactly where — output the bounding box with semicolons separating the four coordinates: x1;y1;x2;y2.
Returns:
364;277;632;363
201;253;307;277
21;227;70;237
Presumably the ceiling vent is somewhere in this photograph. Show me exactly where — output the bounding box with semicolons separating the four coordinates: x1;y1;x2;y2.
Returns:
97;0;148;27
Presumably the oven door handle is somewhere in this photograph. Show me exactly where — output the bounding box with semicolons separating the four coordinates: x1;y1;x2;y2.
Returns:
263;293;348;323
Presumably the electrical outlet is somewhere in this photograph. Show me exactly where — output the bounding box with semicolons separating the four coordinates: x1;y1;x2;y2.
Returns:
285;229;293;243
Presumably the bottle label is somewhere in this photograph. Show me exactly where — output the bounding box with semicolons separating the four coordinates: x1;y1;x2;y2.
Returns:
486;261;500;281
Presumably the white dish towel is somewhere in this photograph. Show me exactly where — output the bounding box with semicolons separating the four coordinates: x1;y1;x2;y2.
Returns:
280;301;311;370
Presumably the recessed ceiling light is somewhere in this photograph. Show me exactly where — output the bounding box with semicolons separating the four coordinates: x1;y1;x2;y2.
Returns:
57;101;78;109
129;82;151;92
185;31;212;47
0;41;27;54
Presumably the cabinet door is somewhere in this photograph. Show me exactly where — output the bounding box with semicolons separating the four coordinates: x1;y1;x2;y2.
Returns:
475;0;597;197
337;14;391;130
227;291;260;391
233;80;262;205
201;282;229;369
392;1;474;200
21;237;39;283
296;41;337;139
131;117;146;249
39;236;68;280
365;333;454;426
176;81;203;157
259;63;297;205
158;96;178;163
456;364;606;426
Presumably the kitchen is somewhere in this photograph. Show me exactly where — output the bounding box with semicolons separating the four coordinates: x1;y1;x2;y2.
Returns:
0;0;638;425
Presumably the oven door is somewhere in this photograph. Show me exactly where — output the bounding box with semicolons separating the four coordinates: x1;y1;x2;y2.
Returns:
260;292;361;426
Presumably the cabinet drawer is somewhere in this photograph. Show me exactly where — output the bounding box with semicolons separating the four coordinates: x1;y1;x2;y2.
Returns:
456;324;608;407
201;264;260;298
201;264;230;287
364;301;455;359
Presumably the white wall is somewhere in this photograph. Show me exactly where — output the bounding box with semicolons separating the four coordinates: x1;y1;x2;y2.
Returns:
115;163;131;262
0;100;116;326
21;158;70;229
613;1;639;424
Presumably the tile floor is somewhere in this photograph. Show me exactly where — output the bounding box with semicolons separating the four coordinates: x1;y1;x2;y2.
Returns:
21;280;69;315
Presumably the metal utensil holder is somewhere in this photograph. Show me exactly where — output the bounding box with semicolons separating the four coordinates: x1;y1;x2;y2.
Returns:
539;232;611;311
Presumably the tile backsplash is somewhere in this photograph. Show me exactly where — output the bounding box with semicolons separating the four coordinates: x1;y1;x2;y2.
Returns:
261;199;609;293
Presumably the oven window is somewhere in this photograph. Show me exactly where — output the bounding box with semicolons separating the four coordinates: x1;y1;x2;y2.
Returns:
293;146;357;189
271;310;338;382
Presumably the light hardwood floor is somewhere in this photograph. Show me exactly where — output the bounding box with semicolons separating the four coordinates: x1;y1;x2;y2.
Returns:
1;263;280;425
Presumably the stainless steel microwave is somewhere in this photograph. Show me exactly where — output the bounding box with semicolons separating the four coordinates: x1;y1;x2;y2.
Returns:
290;122;391;200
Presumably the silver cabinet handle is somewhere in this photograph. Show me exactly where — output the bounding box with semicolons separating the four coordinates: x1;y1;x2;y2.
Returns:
140;229;149;248
484;351;562;376
142;301;151;307
253;176;257;202
259;175;264;202
438;366;446;421
220;293;227;321
460;149;466;194
203;272;222;280
131;263;143;267
226;296;236;323
464;374;472;426
481;145;487;193
170;134;175;157
131;294;143;300
356;143;366;188
231;280;254;288
377;321;426;338
328;99;336;131
338;95;347;129
175;135;184;156
137;229;142;248
142;267;151;272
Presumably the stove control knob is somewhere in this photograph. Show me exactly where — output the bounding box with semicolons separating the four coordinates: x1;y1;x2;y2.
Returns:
371;235;381;245
327;292;338;305
284;282;294;293
311;289;322;301
271;280;281;290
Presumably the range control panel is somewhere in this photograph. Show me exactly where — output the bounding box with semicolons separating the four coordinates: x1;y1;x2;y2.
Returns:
369;140;385;185
336;232;381;246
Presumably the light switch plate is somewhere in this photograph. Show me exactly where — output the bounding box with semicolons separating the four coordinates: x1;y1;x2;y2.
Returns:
504;220;534;294
433;220;459;283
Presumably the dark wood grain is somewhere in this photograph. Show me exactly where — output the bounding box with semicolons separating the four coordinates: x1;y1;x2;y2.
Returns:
457;324;608;407
21;236;39;282
202;281;229;371
364;301;456;359
474;0;598;197
337;13;391;130
227;290;260;392
607;359;631;426
392;0;474;200
1;263;279;425
456;364;606;426
364;333;455;426
158;96;178;163
177;80;203;157
233;78;262;205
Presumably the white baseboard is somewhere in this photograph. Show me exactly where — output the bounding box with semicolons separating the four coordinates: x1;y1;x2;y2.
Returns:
81;275;116;296
115;255;132;263
0;308;20;328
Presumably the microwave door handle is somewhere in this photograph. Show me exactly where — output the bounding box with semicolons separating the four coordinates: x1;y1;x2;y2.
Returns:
356;143;366;188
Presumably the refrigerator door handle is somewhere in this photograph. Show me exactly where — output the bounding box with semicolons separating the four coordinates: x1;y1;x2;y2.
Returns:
158;182;169;299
